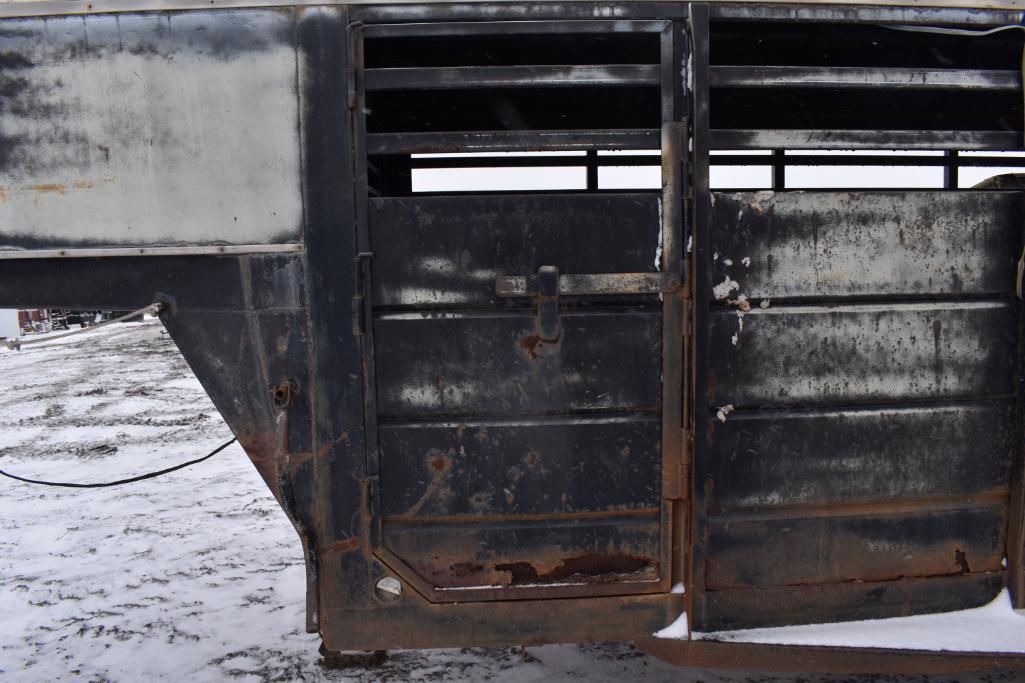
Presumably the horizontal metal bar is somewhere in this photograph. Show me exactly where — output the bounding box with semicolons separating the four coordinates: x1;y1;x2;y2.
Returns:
401;153;1025;168
0;243;304;260
405;155;659;168
361;19;671;38
496;271;679;297
637;637;1025;675
712;154;1025;166
711;129;1023;151
2;1;1020;22
707;489;1009;522
365;64;659;91
367;129;661;155
708;3;1025;24
711;66;1021;91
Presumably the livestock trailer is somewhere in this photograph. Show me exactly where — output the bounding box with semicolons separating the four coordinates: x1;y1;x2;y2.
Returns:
2;0;1025;672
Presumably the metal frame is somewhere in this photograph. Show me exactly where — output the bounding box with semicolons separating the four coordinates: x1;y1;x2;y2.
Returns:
1;0;1023;662
1;0;1022;21
637;638;1025;674
0;244;304;260
352;15;686;604
687;0;712;638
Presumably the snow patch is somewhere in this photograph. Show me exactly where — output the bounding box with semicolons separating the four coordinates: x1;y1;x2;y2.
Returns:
654;611;690;640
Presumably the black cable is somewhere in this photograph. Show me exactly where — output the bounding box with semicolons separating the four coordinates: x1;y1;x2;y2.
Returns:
0;437;237;488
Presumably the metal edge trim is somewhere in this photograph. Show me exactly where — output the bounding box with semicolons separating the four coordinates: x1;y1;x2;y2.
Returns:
0;243;305;259
0;1;1023;22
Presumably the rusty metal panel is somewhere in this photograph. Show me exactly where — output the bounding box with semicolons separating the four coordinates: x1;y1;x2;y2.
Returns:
705;505;1007;590
0;10;302;252
374;311;661;417
320;592;679;652
379;418;660;518
710;191;1023;299
369;194;661;307
638;627;1025;675
383;516;661;590
695;181;1025;631
4;0;1025;658
710;302;1018;407
705;404;1014;510
694;572;1006;632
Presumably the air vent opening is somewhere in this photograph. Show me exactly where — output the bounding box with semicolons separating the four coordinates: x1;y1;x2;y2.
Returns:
365;32;660;68
708;20;1025;142
710;20;1024;69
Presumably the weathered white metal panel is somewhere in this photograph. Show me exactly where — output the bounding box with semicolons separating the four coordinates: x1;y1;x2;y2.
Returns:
0;10;303;252
0;309;19;338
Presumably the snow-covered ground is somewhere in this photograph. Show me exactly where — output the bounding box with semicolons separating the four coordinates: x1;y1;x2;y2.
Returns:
0;322;1021;682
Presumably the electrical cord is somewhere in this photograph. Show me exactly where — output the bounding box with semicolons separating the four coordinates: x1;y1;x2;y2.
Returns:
2;299;234;487
883;23;1025;141
3;303;164;351
881;24;1025;38
0;437;237;488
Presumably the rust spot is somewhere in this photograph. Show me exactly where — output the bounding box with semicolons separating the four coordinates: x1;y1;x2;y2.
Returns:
404;451;453;516
450;561;483;578
31;183;66;195
271;379;297;408
316;431;350;457
525;451;540;467
323;537;359;555
495;561;538;583
455;424;466;440
0;185;7;202
72;180;94;190
236;431;281;499
495;553;653;585
955;548;971;574
429;454;451;472
519;334;543;361
469;491;491;511
620;446;631;457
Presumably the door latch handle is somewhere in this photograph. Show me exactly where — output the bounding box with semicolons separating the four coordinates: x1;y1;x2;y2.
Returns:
536;265;560;342
495;271;681;298
497;268;681;344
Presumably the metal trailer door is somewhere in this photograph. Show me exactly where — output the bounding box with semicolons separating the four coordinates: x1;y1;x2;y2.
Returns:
350;19;688;602
686;4;1025;631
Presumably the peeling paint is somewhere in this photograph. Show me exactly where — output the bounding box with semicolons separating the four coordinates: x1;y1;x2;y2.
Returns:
0;11;302;249
713;276;740;300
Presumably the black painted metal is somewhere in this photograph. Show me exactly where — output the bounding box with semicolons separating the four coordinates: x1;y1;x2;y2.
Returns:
2;0;1025;664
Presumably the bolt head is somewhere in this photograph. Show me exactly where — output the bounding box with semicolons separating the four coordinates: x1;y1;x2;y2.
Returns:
375;576;403;601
